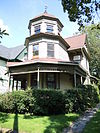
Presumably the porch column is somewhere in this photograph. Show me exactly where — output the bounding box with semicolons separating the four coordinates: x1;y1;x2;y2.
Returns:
9;75;13;92
81;76;83;84
74;70;76;87
37;67;40;89
27;73;31;88
8;72;11;91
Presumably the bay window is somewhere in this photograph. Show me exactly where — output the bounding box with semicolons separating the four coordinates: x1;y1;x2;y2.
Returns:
47;43;54;57
33;44;39;56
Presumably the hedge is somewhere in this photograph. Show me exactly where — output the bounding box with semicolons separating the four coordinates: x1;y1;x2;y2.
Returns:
0;84;99;115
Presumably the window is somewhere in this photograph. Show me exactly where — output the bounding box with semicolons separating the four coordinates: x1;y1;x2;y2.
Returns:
34;25;40;34
73;55;81;63
47;43;54;57
46;25;53;33
33;44;39;56
47;73;56;89
31;73;37;88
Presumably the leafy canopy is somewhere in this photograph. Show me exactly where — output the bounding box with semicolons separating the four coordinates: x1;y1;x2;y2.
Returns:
61;0;100;29
82;23;100;78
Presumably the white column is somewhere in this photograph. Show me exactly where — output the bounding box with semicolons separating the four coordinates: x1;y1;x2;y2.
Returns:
37;67;40;89
74;71;76;87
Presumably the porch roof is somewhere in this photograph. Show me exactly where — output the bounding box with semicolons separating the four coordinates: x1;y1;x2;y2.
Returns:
7;58;79;67
7;58;88;77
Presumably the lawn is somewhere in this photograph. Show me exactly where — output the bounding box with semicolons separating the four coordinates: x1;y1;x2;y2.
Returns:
83;109;100;133
0;112;79;133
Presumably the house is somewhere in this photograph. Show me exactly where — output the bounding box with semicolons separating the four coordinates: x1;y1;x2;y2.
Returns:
5;11;90;91
0;45;27;93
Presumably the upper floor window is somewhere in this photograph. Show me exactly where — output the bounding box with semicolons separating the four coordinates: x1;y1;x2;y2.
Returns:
34;25;40;34
47;43;54;57
46;25;53;33
73;55;81;63
33;44;39;56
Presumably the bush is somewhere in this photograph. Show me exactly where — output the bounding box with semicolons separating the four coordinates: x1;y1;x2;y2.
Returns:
64;84;100;113
0;84;99;115
27;89;65;115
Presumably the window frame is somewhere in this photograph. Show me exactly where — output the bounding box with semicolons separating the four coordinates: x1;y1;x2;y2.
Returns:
46;73;56;89
33;43;39;57
46;25;53;33
47;43;54;57
73;55;82;63
34;25;41;34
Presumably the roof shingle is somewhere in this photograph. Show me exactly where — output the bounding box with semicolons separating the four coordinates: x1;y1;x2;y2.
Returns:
65;34;86;51
0;45;25;60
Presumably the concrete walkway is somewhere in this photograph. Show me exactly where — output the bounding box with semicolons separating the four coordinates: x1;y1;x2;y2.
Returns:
63;103;100;133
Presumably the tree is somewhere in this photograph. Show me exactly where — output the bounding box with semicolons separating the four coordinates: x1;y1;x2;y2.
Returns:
0;28;9;43
61;0;100;29
83;24;100;78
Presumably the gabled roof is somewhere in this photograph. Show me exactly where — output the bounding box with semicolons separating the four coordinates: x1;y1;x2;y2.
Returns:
65;34;86;51
28;12;63;29
0;45;25;60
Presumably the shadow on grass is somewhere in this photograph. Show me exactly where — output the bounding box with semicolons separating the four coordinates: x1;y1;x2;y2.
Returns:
0;112;9;123
13;113;19;133
83;110;100;133
23;114;42;119
44;114;79;133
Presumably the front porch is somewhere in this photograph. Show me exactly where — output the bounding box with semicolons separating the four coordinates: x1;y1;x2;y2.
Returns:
8;61;87;91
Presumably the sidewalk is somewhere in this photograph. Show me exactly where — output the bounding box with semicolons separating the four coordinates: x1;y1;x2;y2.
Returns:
63;103;100;133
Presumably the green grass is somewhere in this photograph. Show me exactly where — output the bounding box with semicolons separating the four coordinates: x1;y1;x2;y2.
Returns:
83;109;100;133
0;112;79;133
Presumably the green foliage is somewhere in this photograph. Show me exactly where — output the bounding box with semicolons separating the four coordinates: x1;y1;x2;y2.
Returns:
0;85;99;115
83;110;100;133
61;0;100;29
28;89;66;115
64;85;100;113
0;112;79;133
82;24;100;78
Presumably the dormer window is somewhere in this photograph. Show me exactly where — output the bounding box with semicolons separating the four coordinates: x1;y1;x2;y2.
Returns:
47;43;54;57
34;25;40;34
33;44;39;56
73;55;81;63
46;25;53;33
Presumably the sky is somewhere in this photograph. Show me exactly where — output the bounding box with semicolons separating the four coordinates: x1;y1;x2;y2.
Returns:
0;0;79;48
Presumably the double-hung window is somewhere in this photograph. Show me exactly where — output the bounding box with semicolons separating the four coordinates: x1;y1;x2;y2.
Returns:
47;73;56;89
47;43;54;57
73;55;81;63
33;44;39;56
46;25;53;33
34;25;40;34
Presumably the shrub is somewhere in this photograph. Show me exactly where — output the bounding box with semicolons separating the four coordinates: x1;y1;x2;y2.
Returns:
64;84;100;113
28;89;66;115
0;84;99;115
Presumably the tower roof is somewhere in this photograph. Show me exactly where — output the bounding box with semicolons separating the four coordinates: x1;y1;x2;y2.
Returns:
28;12;63;29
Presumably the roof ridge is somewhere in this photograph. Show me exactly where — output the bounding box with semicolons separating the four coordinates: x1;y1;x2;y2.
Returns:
65;33;86;40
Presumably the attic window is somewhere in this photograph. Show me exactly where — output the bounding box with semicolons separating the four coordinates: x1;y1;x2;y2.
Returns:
73;55;81;63
34;25;40;34
46;25;53;33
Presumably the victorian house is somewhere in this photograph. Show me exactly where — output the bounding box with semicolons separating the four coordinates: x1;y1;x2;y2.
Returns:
7;12;90;91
